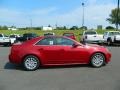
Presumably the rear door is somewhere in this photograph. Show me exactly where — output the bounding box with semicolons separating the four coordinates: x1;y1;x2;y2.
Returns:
35;37;63;65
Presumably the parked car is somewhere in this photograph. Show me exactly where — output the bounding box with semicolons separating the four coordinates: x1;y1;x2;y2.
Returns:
44;32;55;36
81;31;104;44
9;34;21;44
0;34;12;46
16;33;38;42
103;31;120;45
9;36;111;71
63;33;76;40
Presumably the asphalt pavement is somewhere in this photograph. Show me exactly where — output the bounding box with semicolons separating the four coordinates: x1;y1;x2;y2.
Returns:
0;46;120;90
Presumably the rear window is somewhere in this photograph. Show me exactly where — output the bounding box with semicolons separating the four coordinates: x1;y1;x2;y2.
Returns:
109;32;120;35
10;35;16;38
84;31;97;35
63;33;74;36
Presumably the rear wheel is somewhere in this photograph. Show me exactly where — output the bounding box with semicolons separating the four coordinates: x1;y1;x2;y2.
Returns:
91;53;105;68
23;55;40;71
107;39;112;46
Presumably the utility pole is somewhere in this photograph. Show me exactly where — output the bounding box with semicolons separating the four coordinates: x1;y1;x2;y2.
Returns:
82;2;85;28
117;0;119;30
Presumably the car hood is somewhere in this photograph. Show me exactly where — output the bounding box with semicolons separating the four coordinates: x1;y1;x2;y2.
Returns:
84;44;105;49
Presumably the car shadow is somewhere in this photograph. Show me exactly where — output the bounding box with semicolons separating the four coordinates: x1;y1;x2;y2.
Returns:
4;62;23;71
39;64;91;70
4;62;91;71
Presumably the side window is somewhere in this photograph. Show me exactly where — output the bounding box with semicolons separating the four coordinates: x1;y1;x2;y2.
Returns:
36;37;55;45
56;37;74;46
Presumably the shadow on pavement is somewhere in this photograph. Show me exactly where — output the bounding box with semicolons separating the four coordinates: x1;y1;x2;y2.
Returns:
4;62;91;71
4;62;23;71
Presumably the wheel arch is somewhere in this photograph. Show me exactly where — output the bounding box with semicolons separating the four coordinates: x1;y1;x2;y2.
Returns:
21;53;43;66
89;52;107;64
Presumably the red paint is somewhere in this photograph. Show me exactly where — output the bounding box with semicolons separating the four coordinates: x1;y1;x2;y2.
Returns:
9;36;111;66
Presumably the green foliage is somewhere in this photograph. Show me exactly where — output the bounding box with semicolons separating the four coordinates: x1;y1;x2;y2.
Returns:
106;26;115;30
70;26;79;30
0;25;8;30
107;8;120;27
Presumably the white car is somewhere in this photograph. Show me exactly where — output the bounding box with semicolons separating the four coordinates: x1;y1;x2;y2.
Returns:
81;31;104;44
9;34;21;44
103;31;120;45
0;34;11;46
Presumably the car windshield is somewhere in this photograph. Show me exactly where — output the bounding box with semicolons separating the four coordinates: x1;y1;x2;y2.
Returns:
10;35;16;38
23;33;37;37
84;31;97;35
63;33;74;36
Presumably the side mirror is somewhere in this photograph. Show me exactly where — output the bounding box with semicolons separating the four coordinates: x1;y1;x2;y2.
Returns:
72;43;79;48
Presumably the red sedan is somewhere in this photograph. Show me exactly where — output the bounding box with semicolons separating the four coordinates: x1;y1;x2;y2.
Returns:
9;36;111;71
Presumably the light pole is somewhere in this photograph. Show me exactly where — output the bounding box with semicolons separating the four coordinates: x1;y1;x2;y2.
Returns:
117;0;119;30
82;2;85;29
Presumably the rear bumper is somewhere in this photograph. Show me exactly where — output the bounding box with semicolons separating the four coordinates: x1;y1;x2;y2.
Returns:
106;52;111;63
9;54;21;64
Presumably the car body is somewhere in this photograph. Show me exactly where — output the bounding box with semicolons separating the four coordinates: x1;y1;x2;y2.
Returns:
63;33;76;40
103;31;120;45
81;31;104;44
9;36;111;71
16;33;38;42
9;34;21;44
0;34;11;46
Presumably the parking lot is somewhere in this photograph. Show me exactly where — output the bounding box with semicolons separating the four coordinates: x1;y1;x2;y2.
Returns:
0;46;120;90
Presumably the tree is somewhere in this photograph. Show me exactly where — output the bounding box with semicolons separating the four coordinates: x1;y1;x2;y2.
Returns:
106;26;115;30
70;26;79;30
80;26;87;30
107;8;120;29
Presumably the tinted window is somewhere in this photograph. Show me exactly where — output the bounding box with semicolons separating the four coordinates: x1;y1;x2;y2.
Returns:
84;31;96;35
0;34;2;37
23;33;37;37
36;37;55;45
10;35;16;38
56;37;74;45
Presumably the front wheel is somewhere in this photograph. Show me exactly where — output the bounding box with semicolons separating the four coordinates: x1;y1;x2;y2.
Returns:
23;55;40;71
90;53;105;68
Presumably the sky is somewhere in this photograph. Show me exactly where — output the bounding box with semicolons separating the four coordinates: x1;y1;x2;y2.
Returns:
0;0;117;29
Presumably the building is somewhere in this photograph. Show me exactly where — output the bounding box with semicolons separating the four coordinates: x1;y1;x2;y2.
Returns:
42;26;53;31
8;27;18;31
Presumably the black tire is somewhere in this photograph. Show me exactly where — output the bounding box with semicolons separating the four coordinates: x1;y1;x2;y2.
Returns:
90;53;105;68
23;55;40;71
107;39;112;46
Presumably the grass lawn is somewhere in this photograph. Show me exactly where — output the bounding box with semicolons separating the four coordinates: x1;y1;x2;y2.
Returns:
0;29;114;41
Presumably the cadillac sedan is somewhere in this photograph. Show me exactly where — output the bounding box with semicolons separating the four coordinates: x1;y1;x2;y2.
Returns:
9;36;111;71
